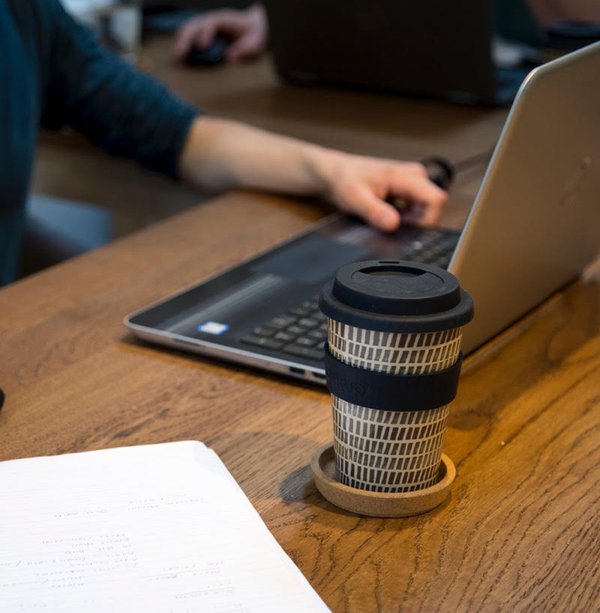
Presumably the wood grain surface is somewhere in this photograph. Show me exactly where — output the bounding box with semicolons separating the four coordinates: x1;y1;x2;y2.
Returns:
1;191;599;612
8;34;600;611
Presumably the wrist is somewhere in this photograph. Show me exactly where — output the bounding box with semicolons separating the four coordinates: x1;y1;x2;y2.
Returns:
304;146;348;198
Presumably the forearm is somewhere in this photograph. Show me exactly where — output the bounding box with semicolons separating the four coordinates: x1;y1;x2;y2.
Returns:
178;117;342;196
179;116;447;232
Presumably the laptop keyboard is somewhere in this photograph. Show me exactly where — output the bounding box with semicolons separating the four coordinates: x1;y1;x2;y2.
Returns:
392;230;458;268
240;230;458;362
241;298;328;361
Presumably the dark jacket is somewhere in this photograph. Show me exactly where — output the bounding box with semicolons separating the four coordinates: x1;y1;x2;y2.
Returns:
0;0;198;284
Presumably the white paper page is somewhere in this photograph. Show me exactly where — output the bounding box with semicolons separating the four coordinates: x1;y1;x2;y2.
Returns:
0;441;329;612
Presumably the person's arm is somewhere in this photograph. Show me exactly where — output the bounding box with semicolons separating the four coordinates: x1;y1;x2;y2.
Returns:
40;1;445;231
174;3;268;63
179;118;446;231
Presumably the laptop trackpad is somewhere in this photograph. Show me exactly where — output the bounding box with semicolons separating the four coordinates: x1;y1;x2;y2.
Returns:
250;234;371;283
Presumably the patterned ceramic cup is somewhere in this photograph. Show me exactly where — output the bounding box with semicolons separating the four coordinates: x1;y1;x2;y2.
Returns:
319;260;473;493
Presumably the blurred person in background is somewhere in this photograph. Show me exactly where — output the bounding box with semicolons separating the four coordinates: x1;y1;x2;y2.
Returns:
173;2;267;62
172;0;600;65
174;2;269;62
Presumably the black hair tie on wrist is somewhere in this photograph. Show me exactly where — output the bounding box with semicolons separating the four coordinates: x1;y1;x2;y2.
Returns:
0;388;4;411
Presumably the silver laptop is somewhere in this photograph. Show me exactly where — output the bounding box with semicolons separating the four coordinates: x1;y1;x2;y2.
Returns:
125;43;600;384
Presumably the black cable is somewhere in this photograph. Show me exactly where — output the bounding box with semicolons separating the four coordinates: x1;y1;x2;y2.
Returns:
388;147;496;210
420;147;495;192
420;156;455;190
452;147;495;174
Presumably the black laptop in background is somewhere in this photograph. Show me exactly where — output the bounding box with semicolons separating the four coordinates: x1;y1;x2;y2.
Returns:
263;0;541;105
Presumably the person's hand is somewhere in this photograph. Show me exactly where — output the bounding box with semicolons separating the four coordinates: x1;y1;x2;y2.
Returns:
174;3;268;63
180;118;447;232
319;151;448;231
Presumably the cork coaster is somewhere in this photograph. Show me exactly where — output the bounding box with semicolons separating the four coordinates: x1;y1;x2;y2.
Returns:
311;444;456;518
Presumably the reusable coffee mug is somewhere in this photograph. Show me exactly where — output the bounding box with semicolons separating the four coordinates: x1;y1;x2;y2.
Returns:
319;260;473;493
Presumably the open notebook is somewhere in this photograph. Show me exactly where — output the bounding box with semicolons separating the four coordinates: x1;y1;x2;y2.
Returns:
0;441;328;612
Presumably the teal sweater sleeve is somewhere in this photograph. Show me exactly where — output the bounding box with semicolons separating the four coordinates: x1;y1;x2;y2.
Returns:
40;2;199;178
0;0;199;286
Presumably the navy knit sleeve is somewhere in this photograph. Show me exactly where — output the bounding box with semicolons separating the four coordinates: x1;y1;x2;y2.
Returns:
40;1;199;178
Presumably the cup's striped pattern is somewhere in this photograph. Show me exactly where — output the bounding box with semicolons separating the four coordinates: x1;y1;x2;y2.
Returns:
328;320;462;493
333;396;449;492
328;321;462;374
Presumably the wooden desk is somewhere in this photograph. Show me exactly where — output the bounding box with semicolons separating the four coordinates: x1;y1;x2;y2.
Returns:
1;189;599;611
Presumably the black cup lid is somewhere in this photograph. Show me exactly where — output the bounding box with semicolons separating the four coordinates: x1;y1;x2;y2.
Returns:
319;260;474;333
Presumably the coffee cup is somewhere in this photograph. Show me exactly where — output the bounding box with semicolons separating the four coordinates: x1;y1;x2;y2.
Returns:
319;260;473;493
